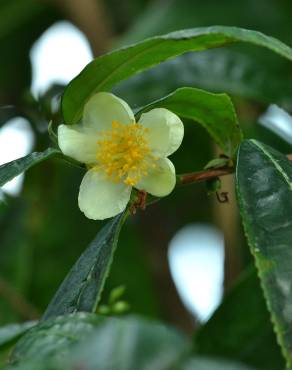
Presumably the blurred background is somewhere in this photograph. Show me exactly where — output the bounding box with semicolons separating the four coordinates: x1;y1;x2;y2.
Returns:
1;0;292;337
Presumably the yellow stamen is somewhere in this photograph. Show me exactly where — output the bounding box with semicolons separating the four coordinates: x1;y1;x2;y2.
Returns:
95;121;158;186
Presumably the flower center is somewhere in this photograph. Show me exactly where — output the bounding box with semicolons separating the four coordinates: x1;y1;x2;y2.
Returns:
95;121;157;186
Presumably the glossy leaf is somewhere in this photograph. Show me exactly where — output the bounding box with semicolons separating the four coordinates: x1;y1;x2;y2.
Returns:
236;139;292;367
62;26;292;124
136;87;241;156
0;148;60;187
195;267;283;370
0;321;36;350
42;211;128;320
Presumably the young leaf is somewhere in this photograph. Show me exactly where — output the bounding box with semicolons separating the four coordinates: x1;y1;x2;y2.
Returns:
195;267;283;370
0;321;36;350
62;26;292;124
236;139;292;368
42;211;128;320
0;148;60;187
135;87;241;157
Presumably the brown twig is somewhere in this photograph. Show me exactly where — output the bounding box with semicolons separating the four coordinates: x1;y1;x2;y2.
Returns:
177;166;234;186
177;153;292;187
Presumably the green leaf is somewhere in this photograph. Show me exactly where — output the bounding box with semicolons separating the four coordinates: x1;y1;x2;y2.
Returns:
63;315;190;370
10;313;104;365
0;148;60;187
236;139;292;368
7;314;262;370
135;87;241;156
42;211;128;321
10;314;190;370
195;267;284;370
115;50;292;108
180;357;257;370
0;321;36;350
62;26;292;124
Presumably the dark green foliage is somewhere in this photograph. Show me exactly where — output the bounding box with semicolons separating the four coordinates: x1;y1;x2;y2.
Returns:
62;26;292;124
237;140;292;367
3;1;292;369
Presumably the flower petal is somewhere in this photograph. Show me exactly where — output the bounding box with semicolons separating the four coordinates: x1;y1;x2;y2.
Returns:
136;158;176;197
78;169;131;220
138;108;184;157
58;124;98;164
83;92;135;131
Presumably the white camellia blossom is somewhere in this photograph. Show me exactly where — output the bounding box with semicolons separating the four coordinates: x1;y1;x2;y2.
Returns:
58;92;184;220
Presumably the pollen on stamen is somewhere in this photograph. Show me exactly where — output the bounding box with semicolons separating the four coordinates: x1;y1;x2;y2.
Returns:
95;120;158;186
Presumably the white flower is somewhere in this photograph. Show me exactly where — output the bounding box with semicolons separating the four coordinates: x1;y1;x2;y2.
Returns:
58;92;184;220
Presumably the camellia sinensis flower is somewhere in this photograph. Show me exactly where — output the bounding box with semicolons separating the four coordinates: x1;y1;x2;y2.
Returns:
58;92;184;220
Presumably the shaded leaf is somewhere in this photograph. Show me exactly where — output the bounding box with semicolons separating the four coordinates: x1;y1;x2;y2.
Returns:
180;356;257;370
115;50;292;108
0;148;60;187
236;139;292;367
42;211;128;320
136;87;241;156
195;267;284;370
63;315;190;370
62;26;292;124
